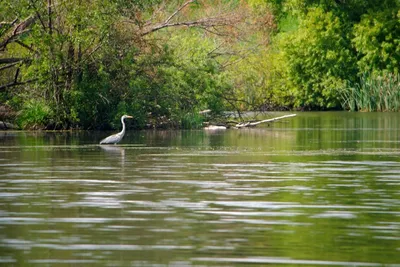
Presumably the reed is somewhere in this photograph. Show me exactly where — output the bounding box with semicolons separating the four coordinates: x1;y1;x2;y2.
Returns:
180;112;204;129
341;72;400;111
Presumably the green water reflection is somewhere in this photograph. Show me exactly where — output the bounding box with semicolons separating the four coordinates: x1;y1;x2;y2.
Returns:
0;112;399;266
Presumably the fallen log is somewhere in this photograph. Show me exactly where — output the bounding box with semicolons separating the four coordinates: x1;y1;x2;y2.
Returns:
235;114;296;128
204;114;296;130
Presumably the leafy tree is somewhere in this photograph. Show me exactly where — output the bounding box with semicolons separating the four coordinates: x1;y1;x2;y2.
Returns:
276;8;356;109
1;0;120;128
1;0;251;129
3;0;397;129
352;9;400;74
264;0;398;21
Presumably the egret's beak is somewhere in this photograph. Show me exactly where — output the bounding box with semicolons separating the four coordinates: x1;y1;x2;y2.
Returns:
126;115;133;119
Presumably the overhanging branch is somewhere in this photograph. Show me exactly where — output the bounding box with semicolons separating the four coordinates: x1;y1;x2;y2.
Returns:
0;78;37;92
137;0;242;37
0;61;20;71
0;15;36;50
141;14;241;36
164;0;195;24
0;58;26;64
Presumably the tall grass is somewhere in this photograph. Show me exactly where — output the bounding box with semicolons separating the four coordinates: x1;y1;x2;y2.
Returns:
341;72;400;111
17;99;53;129
180;112;204;129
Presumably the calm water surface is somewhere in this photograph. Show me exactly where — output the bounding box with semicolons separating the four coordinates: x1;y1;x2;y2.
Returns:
1;112;400;266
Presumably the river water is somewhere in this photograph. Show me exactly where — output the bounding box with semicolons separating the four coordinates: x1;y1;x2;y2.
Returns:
1;112;399;266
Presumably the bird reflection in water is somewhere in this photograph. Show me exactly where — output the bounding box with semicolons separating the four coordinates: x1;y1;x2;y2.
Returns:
100;145;126;169
99;114;132;171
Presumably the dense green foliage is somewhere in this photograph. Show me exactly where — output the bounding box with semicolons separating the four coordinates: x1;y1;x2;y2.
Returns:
1;0;399;129
268;0;400;110
277;8;356;109
352;10;400;74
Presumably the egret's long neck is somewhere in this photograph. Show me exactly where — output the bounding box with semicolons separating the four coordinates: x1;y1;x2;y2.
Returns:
120;117;126;135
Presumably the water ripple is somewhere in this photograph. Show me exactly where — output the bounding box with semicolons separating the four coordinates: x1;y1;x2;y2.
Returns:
193;257;400;266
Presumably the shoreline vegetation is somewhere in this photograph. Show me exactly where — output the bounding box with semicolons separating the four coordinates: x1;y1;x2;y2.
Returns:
1;0;399;130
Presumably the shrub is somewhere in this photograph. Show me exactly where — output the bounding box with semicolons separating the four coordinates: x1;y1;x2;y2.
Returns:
352;10;400;74
276;8;357;109
17;99;53;129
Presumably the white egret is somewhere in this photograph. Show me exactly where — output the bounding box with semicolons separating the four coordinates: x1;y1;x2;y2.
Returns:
100;115;133;145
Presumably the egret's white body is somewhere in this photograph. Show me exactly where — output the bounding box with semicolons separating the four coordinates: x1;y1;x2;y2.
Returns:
100;115;133;145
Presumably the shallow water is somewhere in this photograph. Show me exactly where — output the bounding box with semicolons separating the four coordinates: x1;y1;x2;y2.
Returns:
1;112;400;266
